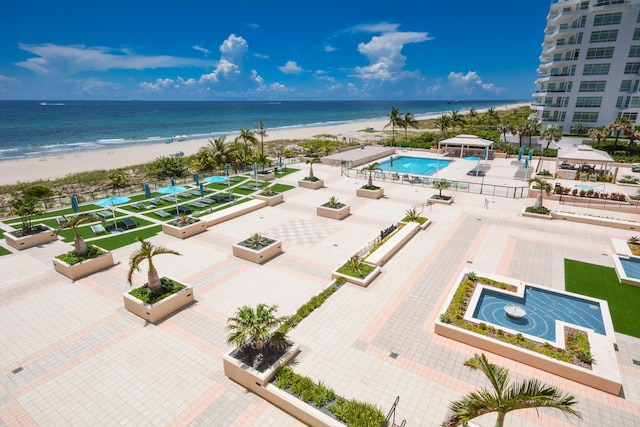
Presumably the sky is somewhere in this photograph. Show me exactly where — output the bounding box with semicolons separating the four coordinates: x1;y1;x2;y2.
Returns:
0;0;552;101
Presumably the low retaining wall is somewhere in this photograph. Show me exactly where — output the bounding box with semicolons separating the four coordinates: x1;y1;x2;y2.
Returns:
4;225;57;250
551;211;640;230
365;222;421;266
123;283;194;323
202;199;267;227
53;249;114;280
162;220;207;239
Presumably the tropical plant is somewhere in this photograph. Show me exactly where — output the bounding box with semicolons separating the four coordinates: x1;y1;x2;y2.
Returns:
55;213;106;258
628;236;640;245
345;256;368;278
451;110;466;131
226;303;289;351
529;177;552;210
587;126;609;147
608;116;632;151
434;179;451;198
22;185;53;210
434;114;453;134
361;162;382;188
468;108;478;129
442;353;581;427
404;208;421;222
326;196;342;209
10;194;40;235
108;169;129;189
541;126;562;151
244;232;271;249
127;237;182;294
146;156;187;179
235;128;259;170
384;106;403;145
254;120;268;155
306;157;321;179
484;107;500;127
403;112;419;148
496;122;512;146
205;135;229;167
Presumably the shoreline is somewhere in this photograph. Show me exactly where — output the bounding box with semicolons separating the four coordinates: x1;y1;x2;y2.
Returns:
0;102;529;186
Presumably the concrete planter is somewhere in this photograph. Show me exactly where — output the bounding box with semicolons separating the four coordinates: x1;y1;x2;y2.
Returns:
551;211;640;230
399;218;432;230
162;219;207;239
233;238;282;264
252;172;275;181
429;195;454;205
253;193;284;206
298;179;324;189
53;248;114;280
356;187;384;199
364;222;420;266
331;263;381;287
317;204;350;220
4;224;57;250
123;280;194;323
522;209;552;220
223;342;300;389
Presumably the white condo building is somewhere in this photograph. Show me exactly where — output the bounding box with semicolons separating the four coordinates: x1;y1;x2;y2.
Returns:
532;0;640;133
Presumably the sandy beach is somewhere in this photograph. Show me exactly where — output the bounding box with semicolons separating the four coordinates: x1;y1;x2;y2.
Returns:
0;102;528;186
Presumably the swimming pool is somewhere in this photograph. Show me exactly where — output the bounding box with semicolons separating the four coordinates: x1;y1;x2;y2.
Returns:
619;257;640;279
472;286;605;342
376;156;451;176
574;184;595;190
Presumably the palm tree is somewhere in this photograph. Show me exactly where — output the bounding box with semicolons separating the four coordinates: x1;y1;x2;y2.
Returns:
468;108;478;130
361;162;382;188
529;177;552;210
525;119;541;148
235;128;259;171
541;126;562;151
587;126;608;147
403;112;419;148
206;135;229;167
451;110;466;131
55;213;106;258
608;117;631;151
226;304;288;351
485;107;500;127
443;353;581;427
434;179;451;198
127;237;181;294
306;157;321;179
434;114;453;134
384;107;403;145
254;120;268;156
496;122;512;144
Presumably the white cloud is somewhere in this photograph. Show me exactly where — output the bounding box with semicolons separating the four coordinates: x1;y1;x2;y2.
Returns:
448;71;503;95
192;45;211;57
279;61;303;75
16;43;217;75
219;34;248;62
324;45;337;52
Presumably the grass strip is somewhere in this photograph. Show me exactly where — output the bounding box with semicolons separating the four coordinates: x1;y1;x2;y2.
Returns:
91;225;162;250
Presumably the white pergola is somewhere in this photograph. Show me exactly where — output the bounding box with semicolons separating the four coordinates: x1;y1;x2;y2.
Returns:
556;145;614;173
438;134;494;159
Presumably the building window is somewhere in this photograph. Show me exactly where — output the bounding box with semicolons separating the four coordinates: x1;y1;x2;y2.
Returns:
630;46;640;58
583;63;610;75
579;81;606;92
621;80;632;91
620;112;638;121
624;62;640;74
572;112;599;123
586;47;614;59
576;97;603;108
595;0;624;6
630;97;640;109
594;12;622;26
617;96;624;108
634;29;640;41
590;30;618;43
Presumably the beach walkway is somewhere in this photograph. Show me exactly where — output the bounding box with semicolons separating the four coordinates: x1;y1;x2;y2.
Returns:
1;156;640;426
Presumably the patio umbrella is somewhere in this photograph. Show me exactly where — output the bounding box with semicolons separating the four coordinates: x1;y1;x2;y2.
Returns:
279;156;283;168
253;162;258;177
70;195;79;213
157;186;186;194
95;196;131;229
193;173;199;185
170;177;175;186
225;164;229;176
517;149;523;162
199;183;205;198
143;183;151;199
528;150;534;161
523;158;529;169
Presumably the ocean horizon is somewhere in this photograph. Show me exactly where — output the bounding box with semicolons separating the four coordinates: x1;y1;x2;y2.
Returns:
0;100;524;160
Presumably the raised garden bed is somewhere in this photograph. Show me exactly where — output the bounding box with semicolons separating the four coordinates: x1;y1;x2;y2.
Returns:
53;245;114;280
317;204;350;220
162;218;207;239
233;236;282;264
4;224;57;250
429;195;454;205
298;178;324;189
123;278;194;323
356;186;384;199
364;222;420;266
522;207;552;220
253;192;284;206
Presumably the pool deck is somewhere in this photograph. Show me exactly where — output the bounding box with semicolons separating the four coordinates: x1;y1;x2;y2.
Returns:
2;153;640;426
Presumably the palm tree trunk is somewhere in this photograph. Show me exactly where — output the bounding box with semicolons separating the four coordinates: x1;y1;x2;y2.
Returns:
494;412;506;427
147;267;162;293
368;173;373;187
74;236;88;258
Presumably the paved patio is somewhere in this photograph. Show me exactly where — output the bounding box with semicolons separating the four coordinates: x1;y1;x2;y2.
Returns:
1;154;640;426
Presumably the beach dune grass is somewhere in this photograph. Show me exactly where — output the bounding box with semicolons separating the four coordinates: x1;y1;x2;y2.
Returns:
564;258;640;338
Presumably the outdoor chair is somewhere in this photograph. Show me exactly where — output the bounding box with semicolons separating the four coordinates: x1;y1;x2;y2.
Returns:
155;210;172;219
131;202;144;209
56;217;68;226
579;173;588;181
589;174;597;182
97;210;113;219
161;195;178;203
188;201;207;208
91;223;107;235
120;218;137;230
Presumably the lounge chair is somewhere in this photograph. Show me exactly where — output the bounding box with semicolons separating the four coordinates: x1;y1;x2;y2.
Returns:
155;209;172;219
579;173;588;181
56;216;68;226
120;218;137;230
589;173;597;182
188;201;207;208
153;196;162;204
97;210;113;219
198;198;215;205
131;202;144;209
632;163;640;173
162;195;178;203
91;223;107;235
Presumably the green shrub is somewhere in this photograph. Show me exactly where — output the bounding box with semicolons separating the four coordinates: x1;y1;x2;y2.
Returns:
56;245;106;265
328;397;385;427
128;278;185;304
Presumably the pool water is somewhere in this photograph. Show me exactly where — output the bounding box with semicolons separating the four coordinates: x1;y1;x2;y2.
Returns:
463;156;482;161
574;184;595;190
376;156;451;176
620;257;640;279
472;286;605;341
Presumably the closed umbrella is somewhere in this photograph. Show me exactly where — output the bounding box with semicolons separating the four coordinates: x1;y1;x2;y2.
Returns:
279;156;283;168
70;195;79;213
528;150;534;161
193;173;199;186
225;164;229;176
523;158;529;169
143;183;151;199
253;162;258;177
517;148;523;162
199;183;205;198
170;177;175;186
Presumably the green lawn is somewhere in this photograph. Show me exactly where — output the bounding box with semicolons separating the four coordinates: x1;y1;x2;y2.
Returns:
91;225;162;250
271;183;295;192
565;258;640;338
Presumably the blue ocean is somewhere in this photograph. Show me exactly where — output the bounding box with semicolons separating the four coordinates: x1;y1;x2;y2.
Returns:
0;100;521;160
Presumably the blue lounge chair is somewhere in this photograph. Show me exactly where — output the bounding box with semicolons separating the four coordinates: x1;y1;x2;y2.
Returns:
155;210;172;219
91;224;107;235
97;210;113;219
120;218;137;230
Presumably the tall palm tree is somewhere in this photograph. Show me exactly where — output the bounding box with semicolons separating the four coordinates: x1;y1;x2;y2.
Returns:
485;107;500;127
306;157;321;179
361;162;382;188
468;108;478;130
434;114;453;134
451;110;466;131
235;128;259;171
206;135;229;167
608;116;631;151
434;179;451;198
55;213;106;258
529;177;552;209
541;126;562;151
525;119;541;148
384;107;403;145
587;126;608;147
127;237;181;294
443;353;581;427
226;304;288;351
254;120;268;156
496;122;512;145
403;112;419;148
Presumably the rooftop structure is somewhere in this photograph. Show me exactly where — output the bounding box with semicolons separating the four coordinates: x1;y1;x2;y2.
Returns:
532;0;640;133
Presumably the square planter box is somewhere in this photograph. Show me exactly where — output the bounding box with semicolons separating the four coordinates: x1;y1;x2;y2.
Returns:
356;187;384;199
331;263;381;287
399;218;432;230
233;238;282;264
317;204;350;220
4;224;57;250
123;281;194;323
53;248;115;280
162;219;207;239
253;193;284;206
223;342;300;390
429;196;454;205
252;172;275;181
298;179;324;189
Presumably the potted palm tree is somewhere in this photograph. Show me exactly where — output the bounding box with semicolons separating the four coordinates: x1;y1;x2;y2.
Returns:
122;237;194;323
233;232;282;264
399;207;431;230
4;194;57;250
52;214;115;280
443;353;581;427
223;304;299;391
357;162;384;199
331;255;381;287
162;213;206;239
524;177;552;219
298;157;324;189
430;179;454;204
252;186;284;206
317;195;350;220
